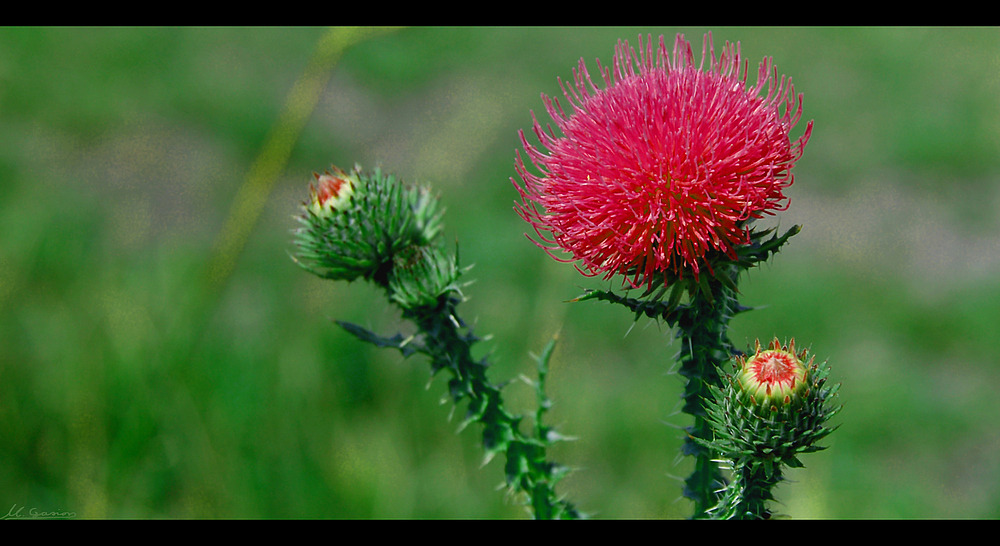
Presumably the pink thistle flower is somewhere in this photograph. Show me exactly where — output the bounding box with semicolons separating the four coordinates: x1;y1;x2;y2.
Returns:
513;33;812;289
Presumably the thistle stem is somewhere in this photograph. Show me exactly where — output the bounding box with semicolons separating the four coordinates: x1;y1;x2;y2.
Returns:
677;265;740;519
710;459;782;520
346;289;581;519
569;226;800;519
409;295;581;519
572;269;742;518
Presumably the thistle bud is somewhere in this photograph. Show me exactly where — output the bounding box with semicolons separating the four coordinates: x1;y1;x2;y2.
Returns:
700;337;841;519
701;337;840;475
387;245;461;309
292;165;445;286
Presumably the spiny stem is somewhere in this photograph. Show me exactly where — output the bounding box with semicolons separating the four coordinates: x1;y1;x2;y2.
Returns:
345;291;581;519
677;264;740;518
575;226;799;518
710;460;782;520
408;296;581;519
574;278;739;517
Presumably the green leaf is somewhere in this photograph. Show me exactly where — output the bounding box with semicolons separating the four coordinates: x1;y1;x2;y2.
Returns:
336;320;421;358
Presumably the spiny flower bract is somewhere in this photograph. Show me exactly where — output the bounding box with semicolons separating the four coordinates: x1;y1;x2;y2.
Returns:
513;33;812;290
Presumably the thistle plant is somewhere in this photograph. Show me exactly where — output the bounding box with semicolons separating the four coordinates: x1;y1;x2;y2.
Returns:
293;165;581;519
512;33;822;518
292;31;839;519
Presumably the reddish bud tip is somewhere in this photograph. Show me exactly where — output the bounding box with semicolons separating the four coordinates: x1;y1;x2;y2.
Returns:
308;166;356;217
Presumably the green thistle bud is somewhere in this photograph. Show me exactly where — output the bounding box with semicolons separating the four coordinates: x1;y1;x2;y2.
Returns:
708;337;839;462
387;245;461;309
292;165;445;286
701;337;841;519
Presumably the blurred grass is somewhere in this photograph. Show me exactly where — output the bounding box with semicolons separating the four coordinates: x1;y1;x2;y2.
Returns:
2;27;999;518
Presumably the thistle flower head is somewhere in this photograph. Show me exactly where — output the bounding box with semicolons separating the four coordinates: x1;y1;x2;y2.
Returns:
736;337;810;409
513;33;812;290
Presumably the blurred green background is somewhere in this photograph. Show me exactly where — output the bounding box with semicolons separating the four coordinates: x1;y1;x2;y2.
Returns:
2;27;999;519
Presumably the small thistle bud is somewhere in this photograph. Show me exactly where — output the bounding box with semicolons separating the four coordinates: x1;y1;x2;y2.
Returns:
387;245;461;309
700;337;841;519
735;338;810;409
719;338;838;453
292;165;445;286
308;167;356;217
